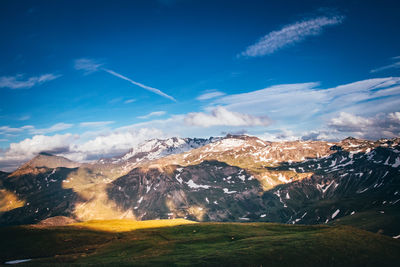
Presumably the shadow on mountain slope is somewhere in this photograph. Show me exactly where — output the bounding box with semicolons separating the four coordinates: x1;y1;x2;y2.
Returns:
0;167;80;225
259;145;400;236
107;160;267;222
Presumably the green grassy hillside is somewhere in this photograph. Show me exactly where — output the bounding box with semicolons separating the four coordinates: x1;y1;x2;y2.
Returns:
1;220;399;266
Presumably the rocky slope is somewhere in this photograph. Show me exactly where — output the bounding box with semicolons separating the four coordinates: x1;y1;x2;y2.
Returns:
0;135;399;237
98;137;219;165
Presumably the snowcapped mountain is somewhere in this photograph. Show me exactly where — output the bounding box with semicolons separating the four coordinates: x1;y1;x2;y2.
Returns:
1;134;399;237
98;137;220;164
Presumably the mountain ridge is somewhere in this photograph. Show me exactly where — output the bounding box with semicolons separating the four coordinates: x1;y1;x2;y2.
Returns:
0;135;399;238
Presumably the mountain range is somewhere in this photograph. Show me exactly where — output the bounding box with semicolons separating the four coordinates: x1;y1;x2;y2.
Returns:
0;134;399;237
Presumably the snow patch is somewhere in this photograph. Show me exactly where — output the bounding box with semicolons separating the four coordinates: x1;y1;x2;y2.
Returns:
5;259;32;264
392;156;400;168
186;180;210;189
331;209;340;219
223;188;237;194
278;173;290;183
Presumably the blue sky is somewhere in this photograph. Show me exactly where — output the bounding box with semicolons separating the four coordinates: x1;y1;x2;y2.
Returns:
1;0;400;170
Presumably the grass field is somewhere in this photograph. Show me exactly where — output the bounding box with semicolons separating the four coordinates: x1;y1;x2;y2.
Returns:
330;207;400;237
72;218;196;232
1;219;400;266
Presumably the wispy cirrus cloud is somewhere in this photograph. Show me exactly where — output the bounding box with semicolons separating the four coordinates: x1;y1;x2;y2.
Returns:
74;58;176;102
124;98;136;104
18;115;31;121
30;123;74;134
0;123;74;136
0;125;33;134
0;73;61;89
138;111;166;119
239;15;344;57
74;58;103;74
370;56;400;73
196;90;225;101
211;77;400;122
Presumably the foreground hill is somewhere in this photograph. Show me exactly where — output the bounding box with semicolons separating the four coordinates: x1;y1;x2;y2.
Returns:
1;220;399;266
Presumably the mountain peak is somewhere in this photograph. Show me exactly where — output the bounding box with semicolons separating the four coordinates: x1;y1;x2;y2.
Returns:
38;151;54;156
11;153;81;176
107;137;220;164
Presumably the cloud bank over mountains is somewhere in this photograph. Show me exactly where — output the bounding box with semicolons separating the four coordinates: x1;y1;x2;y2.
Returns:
1;76;399;171
185;107;271;127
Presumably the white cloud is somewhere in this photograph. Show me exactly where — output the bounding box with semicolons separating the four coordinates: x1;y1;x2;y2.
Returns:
0;125;33;134
18;115;31;121
0;134;75;166
329;112;372;131
211;82;323;123
196;90;225;100
258;129;299;142
137;111;166;119
30;123;73;134
0;123;73;136
328;112;400;139
0;73;60;89
70;128;165;160
80;121;114;127
239;15;343;57
74;58;103;74
124;98;136;104
0;127;166;170
370;56;400;73
300;130;339;141
184;106;271;127
211;77;400;126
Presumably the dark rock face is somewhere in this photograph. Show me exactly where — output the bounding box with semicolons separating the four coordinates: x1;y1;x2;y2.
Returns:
260;143;400;231
108;161;265;221
0;167;79;225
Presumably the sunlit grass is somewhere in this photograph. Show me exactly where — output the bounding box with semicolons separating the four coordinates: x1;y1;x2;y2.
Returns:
0;189;25;212
72;218;196;232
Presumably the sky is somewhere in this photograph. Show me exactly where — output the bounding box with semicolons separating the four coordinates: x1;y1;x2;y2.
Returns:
1;0;400;170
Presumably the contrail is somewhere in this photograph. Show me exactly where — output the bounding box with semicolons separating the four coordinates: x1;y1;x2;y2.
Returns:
102;68;176;102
